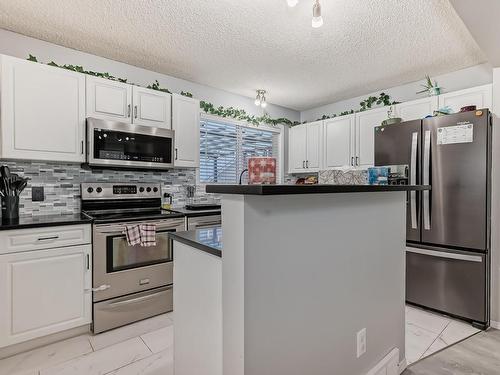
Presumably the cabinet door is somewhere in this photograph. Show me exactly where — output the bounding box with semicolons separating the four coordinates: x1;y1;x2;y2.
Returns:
355;107;390;168
172;94;200;168
288;124;307;172
132;86;172;128
395;96;438;121
0;55;85;162
0;245;91;348
86;76;132;123
439;84;492;113
323;115;354;169
306;121;322;171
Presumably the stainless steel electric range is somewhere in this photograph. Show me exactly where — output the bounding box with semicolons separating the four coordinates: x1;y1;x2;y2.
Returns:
81;182;185;333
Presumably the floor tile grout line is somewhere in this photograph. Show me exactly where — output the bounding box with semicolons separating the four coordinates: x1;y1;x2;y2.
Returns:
417;320;452;361
139;336;154;354
87;335;96;352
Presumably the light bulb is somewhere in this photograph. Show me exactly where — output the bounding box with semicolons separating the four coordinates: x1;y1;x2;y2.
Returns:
255;98;261;106
312;0;323;28
261;101;267;108
287;0;298;7
312;16;323;28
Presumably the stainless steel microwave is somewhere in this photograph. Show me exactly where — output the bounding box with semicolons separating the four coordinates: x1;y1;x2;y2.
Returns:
86;118;175;170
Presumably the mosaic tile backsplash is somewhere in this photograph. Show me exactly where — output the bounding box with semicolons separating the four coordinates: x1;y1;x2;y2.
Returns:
1;160;219;217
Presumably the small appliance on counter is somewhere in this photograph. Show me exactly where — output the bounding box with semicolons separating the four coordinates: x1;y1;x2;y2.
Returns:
248;157;276;184
0;165;29;220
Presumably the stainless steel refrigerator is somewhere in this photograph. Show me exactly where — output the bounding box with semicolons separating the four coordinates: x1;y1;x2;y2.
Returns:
375;109;491;329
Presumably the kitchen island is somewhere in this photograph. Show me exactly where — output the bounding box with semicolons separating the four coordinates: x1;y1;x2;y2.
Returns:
172;185;429;375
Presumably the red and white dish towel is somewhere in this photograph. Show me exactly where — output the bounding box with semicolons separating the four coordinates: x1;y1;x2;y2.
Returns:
123;224;157;247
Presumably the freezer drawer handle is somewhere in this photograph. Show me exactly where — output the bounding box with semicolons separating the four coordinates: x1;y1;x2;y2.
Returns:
423;130;431;230
407;248;483;263
410;132;418;229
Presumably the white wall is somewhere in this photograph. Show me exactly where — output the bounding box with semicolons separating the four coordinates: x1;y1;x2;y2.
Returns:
0;29;299;122
301;63;493;122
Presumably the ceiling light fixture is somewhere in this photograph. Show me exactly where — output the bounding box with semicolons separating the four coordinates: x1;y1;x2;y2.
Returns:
312;0;323;28
255;90;267;108
287;0;299;7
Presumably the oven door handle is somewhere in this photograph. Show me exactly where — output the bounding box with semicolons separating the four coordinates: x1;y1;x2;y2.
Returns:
103;289;170;309
96;222;184;234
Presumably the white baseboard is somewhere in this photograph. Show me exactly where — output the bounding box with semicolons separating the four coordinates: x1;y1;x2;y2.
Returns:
366;348;400;375
398;358;408;374
490;320;500;329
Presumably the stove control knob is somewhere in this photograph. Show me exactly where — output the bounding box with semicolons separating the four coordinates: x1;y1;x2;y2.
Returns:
139;187;145;193
96;187;103;193
87;187;94;193
146;187;152;193
153;187;158;193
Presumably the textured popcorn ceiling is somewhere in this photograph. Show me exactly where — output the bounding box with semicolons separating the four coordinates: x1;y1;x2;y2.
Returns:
0;0;486;110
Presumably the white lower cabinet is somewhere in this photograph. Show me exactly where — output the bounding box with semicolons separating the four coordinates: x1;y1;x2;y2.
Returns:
0;243;91;348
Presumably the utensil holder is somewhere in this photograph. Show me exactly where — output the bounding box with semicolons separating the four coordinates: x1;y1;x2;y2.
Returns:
2;196;19;219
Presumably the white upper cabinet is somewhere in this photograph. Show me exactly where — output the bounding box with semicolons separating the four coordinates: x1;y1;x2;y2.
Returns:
86;76;133;123
0;55;85;162
132;86;172;128
0;244;91;348
323;115;354;169
395;96;438;121
355;106;389;168
172;94;200;168
288;121;322;172
288;124;308;172
439;84;492;113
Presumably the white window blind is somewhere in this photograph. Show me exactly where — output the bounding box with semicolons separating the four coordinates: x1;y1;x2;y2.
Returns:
200;118;280;184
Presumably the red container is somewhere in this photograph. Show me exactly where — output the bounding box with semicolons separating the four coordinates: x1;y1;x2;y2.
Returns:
248;157;277;185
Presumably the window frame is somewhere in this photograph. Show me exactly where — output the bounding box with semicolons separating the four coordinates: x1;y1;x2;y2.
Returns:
198;113;284;185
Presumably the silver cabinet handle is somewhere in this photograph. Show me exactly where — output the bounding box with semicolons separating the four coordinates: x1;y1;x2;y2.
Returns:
410;132;418;229
407;248;482;263
302;160;305;169
86;284;111;293
306;160;309;168
134;105;138;119
423;130;431;230
37;235;59;241
175;148;178;160
351;157;354;166
81;140;84;155
355;156;359;166
127;104;131;117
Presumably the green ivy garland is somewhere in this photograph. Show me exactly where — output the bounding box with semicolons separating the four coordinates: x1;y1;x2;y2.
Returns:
316;92;399;121
26;55;399;127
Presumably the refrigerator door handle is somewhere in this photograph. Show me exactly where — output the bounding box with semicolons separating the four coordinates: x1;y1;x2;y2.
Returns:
407;248;483;263
423;130;431;230
410;132;418;229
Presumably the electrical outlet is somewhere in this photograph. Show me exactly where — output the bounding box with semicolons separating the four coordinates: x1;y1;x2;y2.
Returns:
357;328;366;358
32;186;45;202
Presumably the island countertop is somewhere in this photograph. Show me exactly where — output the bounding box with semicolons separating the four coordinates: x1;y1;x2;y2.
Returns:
170;226;222;257
205;184;430;195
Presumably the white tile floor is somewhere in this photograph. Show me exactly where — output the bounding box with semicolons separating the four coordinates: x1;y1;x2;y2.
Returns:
0;307;480;374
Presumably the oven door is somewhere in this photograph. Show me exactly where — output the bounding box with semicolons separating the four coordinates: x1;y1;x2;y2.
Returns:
87;117;174;170
93;218;185;302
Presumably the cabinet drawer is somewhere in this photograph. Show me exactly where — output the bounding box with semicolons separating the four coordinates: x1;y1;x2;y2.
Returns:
0;224;91;254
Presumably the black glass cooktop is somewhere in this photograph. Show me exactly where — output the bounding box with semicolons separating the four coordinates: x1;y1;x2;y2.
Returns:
83;209;184;223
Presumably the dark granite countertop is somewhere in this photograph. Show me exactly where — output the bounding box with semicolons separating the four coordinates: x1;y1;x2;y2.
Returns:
0;213;93;231
206;184;431;195
170;226;222;257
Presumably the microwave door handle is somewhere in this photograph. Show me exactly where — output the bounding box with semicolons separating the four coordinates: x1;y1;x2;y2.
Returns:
410;132;418;229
